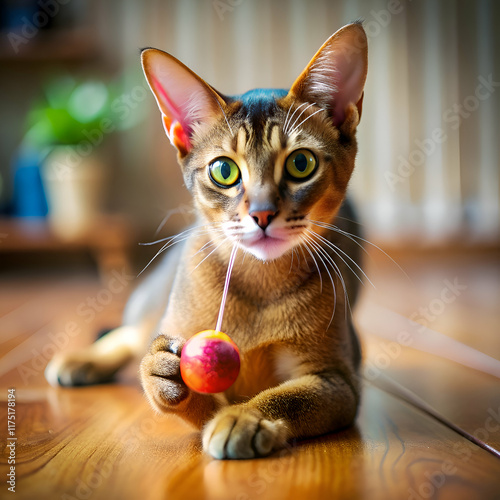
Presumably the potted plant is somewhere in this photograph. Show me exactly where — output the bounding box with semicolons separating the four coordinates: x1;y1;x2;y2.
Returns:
22;75;117;239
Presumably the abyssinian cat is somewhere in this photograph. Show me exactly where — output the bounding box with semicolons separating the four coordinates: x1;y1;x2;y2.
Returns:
46;22;368;459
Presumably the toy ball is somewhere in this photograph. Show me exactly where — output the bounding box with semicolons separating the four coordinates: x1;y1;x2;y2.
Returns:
180;330;240;394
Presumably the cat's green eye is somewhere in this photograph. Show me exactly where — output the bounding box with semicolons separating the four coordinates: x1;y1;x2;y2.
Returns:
208;157;241;188
285;149;317;180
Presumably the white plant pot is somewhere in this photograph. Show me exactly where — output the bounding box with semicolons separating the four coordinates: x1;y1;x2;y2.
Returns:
41;146;106;240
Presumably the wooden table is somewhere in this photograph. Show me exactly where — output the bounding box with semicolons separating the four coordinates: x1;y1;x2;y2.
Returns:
0;248;499;499
0;216;133;282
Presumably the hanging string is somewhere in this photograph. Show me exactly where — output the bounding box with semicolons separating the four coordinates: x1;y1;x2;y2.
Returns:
215;245;238;333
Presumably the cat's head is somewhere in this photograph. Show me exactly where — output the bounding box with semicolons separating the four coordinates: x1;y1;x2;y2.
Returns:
142;23;367;261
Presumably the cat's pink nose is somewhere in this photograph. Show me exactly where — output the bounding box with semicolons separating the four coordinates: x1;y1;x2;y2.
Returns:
250;210;276;230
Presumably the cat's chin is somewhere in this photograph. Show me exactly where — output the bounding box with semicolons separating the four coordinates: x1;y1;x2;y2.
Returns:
240;236;293;262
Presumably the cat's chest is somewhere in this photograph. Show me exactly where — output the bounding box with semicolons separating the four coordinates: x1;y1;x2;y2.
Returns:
224;347;281;403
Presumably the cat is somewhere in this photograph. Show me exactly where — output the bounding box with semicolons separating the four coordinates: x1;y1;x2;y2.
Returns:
45;22;368;460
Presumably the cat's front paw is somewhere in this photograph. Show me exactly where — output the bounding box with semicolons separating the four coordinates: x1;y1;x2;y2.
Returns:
140;334;190;412
202;406;288;459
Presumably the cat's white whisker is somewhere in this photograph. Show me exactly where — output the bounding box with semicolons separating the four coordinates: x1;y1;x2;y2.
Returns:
224;227;245;239
282;101;296;136
240;250;248;265
309;220;368;256
138;223;225;276
300;236;338;327
297;244;311;272
140;227;197;247
139;239;183;276
301;240;323;293
342;231;412;284
192;239;217;258
138;227;205;276
292;246;302;270
288;248;296;276
288;108;324;137
303;236;340;304
286;102;316;136
310;219;412;285
154;205;194;237
214;99;233;136
283;102;307;135
190;238;228;275
306;229;373;289
304;230;356;315
141;223;220;247
314;239;351;322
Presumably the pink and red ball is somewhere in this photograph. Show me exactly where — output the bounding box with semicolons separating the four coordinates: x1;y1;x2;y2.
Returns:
180;330;240;394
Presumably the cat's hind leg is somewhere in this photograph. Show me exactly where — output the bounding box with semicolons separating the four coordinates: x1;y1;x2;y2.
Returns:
45;244;184;387
45;325;142;386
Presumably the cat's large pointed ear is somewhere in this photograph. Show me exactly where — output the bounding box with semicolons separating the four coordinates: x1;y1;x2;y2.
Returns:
289;23;368;129
141;48;225;157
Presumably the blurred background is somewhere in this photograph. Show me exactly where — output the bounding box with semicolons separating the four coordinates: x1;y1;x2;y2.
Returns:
0;0;498;275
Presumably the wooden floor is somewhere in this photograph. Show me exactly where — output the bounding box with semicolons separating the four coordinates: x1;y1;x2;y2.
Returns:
1;247;500;499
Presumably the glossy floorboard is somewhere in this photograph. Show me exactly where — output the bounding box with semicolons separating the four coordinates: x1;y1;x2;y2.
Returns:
1;249;499;499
